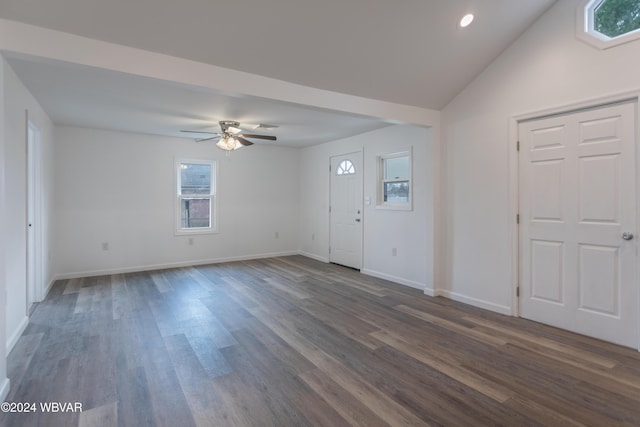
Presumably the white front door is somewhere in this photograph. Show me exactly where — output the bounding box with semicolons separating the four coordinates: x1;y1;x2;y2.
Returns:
330;152;363;269
519;101;638;348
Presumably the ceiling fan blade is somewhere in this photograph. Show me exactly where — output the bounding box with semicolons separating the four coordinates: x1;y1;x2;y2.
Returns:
195;136;221;142
236;136;254;146
181;130;218;135
254;123;279;130
240;134;277;141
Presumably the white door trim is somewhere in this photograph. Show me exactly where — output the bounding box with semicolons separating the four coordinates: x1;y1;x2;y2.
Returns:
26;117;43;311
509;91;640;350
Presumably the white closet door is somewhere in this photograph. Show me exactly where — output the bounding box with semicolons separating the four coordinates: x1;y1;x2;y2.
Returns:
519;101;638;348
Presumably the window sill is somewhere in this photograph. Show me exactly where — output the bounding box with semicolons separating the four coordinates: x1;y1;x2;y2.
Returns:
375;204;412;211
175;228;219;236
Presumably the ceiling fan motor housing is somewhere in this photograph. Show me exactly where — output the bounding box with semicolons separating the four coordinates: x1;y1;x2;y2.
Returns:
219;120;240;131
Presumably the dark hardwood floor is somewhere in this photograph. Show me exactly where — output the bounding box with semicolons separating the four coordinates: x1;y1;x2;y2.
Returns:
2;255;639;426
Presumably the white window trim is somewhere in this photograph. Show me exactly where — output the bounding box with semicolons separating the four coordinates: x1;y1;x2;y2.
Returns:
175;158;218;235
576;0;640;49
376;148;413;211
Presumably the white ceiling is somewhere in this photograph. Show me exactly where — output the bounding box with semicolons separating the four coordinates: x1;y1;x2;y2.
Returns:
0;0;556;146
5;54;391;147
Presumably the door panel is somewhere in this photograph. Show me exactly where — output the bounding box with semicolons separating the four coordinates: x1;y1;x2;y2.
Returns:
530;240;564;304
531;160;564;221
578;244;619;316
330;153;362;269
579;154;619;223
519;101;638;348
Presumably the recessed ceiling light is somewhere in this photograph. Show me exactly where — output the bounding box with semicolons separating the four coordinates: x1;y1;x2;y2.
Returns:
459;13;474;28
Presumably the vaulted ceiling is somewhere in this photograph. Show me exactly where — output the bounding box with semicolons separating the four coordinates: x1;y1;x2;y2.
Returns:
0;0;556;146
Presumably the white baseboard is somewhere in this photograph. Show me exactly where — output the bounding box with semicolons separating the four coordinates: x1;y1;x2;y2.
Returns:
438;289;512;316
298;251;329;263
423;286;439;297
52;254;511;317
54;251;300;280
41;277;56;301
0;378;10;402
361;269;425;291
6;315;29;355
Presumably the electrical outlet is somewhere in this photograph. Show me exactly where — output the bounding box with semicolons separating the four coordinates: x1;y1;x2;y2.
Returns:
311;233;315;241
275;231;279;239
392;247;397;256
188;237;194;246
102;242;109;251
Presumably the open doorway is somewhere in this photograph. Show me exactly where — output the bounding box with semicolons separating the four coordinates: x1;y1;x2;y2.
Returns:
27;119;42;314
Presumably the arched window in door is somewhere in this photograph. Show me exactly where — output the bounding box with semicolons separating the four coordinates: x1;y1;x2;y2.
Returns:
336;159;356;175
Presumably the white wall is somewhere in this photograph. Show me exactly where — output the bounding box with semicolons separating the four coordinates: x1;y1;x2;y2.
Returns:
440;0;640;313
299;124;434;291
53;126;300;277
2;56;55;354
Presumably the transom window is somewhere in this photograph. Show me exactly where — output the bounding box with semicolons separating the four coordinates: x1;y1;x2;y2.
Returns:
578;0;640;49
336;159;356;175
176;159;217;234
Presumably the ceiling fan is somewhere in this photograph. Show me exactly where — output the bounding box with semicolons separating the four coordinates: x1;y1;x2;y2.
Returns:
181;120;277;151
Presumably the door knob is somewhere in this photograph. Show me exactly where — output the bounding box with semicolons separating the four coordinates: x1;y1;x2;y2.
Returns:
355;218;361;222
622;232;634;241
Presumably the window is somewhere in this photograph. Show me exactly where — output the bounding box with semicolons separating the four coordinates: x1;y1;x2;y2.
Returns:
377;150;412;210
176;159;217;234
577;0;640;49
336;159;356;175
594;0;640;37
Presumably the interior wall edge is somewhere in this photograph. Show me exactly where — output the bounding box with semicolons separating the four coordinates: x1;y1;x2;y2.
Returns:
0;54;8;394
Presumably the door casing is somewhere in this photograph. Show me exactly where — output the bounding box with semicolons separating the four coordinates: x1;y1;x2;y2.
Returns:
509;92;640;350
26;119;42;312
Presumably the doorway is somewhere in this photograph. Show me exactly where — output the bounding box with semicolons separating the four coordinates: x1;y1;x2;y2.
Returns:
329;152;363;270
27;120;42;313
518;100;638;348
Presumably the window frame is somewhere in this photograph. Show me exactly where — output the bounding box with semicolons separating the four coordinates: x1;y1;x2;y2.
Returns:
376;149;412;211
576;0;640;49
175;158;218;235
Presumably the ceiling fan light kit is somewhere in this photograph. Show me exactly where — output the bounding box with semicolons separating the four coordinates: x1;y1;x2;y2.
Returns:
216;135;243;151
181;120;277;154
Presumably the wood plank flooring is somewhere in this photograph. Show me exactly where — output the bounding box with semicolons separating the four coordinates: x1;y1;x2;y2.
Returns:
2;255;639;426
